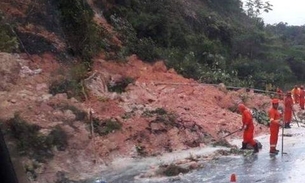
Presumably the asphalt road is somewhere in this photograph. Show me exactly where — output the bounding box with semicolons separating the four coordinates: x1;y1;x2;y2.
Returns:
98;123;305;183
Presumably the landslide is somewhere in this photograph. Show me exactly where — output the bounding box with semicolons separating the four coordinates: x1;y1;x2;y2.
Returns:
0;0;272;182
0;52;271;182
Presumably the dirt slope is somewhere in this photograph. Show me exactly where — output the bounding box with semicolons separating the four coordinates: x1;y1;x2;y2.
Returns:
0;52;272;182
0;0;273;182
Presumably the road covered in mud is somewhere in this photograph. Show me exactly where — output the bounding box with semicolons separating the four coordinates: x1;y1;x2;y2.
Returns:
96;123;305;183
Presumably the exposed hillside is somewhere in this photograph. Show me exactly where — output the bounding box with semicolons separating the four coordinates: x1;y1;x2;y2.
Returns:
0;0;303;182
0;51;272;182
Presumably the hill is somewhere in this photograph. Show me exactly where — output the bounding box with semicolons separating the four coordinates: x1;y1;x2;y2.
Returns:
0;0;302;182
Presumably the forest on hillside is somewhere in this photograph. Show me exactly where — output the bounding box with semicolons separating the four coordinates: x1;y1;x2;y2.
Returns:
2;0;305;91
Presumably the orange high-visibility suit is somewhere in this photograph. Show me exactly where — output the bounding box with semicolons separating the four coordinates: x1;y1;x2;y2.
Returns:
300;87;305;110
284;94;293;124
292;87;300;104
268;99;281;152
238;104;256;146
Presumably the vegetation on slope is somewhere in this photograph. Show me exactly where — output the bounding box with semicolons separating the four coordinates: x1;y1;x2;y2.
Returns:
2;0;305;91
94;0;305;90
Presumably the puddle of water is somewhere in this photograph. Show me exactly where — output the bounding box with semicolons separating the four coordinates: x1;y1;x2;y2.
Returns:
91;125;305;183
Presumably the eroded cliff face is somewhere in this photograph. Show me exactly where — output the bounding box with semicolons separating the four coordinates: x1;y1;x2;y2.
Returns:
0;51;271;182
0;0;271;182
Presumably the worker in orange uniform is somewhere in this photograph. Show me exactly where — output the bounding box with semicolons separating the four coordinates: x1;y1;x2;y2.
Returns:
276;87;283;100
238;103;259;153
284;92;293;128
292;85;300;104
299;85;305;110
268;99;282;154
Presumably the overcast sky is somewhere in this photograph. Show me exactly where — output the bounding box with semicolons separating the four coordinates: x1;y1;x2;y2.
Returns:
244;0;305;25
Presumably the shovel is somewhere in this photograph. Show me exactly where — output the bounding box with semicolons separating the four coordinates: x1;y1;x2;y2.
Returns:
222;128;242;138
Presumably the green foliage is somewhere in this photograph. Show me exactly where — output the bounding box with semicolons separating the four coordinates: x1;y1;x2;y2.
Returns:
96;0;305;89
49;78;83;99
251;108;270;126
142;108;168;117
135;144;147;156
46;126;68;151
0;12;18;52
54;0;106;66
49;63;88;100
244;0;273;18
92;118;122;136
7;113;68;162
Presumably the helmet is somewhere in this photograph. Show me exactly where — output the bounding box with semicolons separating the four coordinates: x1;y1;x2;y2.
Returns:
272;98;279;104
238;103;246;112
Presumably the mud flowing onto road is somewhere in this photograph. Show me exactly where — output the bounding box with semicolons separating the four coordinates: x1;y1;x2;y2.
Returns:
96;125;305;183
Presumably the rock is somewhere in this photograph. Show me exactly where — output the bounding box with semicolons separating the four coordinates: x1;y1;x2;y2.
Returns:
218;119;226;125
70;97;79;103
167;68;177;74
36;83;48;91
62;125;76;134
176;159;190;165
84;71;110;97
152;61;167;72
189;161;200;169
199;143;205;148
110;74;123;84
63;110;76;121
218;83;227;93
39;129;52;136
20;65;42;77
53;93;68;100
103;139;118;151
39;94;52;102
9;99;17;104
53;110;64;119
150;122;166;132
39;103;53;113
108;92;120;100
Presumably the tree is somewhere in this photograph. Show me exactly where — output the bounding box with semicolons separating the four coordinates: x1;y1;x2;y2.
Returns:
244;0;273;18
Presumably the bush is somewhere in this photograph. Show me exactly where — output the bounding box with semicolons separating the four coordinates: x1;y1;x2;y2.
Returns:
49;63;88;100
46;126;68;151
92;118;122;136
0;12;18;52
7;113;68;162
49;79;83;99
53;0;106;66
142;108;168;117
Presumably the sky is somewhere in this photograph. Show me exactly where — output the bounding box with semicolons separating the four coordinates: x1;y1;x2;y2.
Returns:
244;0;305;25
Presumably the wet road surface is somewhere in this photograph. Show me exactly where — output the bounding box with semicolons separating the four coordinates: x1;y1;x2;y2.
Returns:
98;124;305;183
